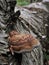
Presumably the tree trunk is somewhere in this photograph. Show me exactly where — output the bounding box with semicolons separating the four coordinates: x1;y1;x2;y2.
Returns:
30;0;32;3
21;44;43;65
0;1;49;65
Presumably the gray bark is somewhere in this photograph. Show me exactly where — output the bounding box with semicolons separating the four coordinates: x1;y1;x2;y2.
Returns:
23;2;49;53
22;44;43;65
0;1;48;65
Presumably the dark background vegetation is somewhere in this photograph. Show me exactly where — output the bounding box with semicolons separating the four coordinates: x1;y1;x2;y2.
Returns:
17;0;30;6
17;0;43;6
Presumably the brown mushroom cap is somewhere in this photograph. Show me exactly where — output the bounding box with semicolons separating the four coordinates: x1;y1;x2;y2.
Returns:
8;31;40;53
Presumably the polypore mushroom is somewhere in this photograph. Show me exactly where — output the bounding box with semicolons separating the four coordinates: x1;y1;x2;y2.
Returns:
8;30;40;54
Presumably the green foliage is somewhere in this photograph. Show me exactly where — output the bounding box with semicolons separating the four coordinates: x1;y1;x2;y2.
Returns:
44;52;49;60
17;0;30;6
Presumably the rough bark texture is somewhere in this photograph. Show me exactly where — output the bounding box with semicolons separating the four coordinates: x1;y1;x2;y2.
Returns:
22;44;43;65
23;2;49;55
0;1;49;65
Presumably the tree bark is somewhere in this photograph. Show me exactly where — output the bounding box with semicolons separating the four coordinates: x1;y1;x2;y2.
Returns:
0;1;49;65
30;0;32;3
